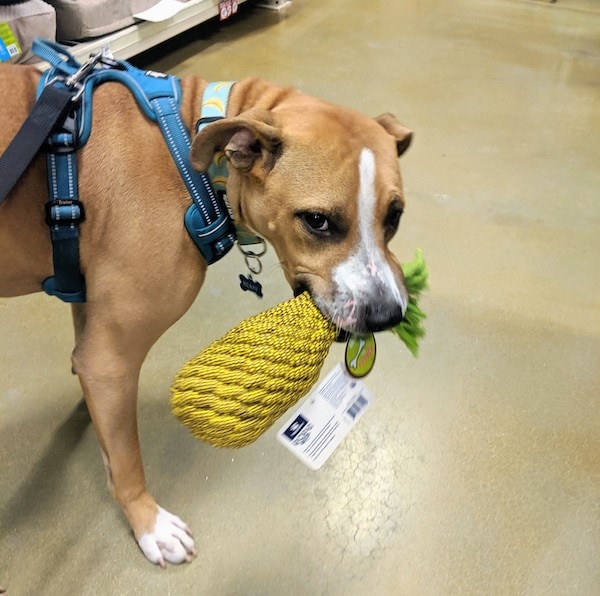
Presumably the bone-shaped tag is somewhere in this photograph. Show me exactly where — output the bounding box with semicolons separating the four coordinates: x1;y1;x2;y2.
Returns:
239;274;263;298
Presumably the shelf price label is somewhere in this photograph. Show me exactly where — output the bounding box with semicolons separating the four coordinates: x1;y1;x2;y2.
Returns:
219;0;239;20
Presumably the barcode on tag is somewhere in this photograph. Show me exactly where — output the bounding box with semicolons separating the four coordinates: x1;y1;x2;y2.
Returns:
346;394;368;420
7;44;18;57
277;364;373;470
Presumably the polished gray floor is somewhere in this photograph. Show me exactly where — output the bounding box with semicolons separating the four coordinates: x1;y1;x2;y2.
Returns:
1;0;599;594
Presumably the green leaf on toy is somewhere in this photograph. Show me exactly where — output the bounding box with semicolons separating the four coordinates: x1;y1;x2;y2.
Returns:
394;249;429;357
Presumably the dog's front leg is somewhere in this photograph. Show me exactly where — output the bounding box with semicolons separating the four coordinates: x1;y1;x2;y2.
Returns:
71;306;197;567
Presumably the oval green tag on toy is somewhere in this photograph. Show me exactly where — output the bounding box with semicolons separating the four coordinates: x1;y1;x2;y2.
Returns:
345;333;377;377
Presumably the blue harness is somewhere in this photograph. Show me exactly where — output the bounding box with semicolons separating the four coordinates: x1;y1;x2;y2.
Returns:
33;39;237;303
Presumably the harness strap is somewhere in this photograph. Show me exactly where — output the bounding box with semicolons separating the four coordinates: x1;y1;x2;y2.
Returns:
31;38;82;78
42;122;86;302
152;95;237;264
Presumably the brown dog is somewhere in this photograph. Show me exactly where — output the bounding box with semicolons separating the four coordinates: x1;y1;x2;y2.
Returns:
0;63;412;566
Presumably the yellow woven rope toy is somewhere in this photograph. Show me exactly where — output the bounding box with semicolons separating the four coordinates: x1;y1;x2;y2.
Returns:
171;250;428;448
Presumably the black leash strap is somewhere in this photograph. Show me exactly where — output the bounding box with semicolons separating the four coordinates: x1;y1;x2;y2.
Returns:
0;84;73;204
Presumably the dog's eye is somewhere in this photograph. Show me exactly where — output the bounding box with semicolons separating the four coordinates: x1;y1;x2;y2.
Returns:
302;212;330;234
296;210;346;240
385;203;403;237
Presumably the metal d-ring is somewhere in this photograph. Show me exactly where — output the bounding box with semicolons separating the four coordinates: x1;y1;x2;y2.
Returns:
238;238;267;275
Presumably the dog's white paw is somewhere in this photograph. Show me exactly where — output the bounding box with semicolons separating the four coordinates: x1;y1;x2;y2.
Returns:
137;506;197;567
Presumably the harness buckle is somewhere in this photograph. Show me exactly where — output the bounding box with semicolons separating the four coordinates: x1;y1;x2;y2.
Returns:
44;48;110;104
64;50;103;98
45;199;86;228
46;115;78;153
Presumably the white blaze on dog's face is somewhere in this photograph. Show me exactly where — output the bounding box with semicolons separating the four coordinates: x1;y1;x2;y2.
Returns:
327;146;408;332
191;101;412;334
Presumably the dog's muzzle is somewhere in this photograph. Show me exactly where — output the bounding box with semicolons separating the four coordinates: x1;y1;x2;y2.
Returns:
294;283;405;341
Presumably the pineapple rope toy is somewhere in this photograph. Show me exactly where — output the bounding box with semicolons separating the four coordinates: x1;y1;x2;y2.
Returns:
171;249;428;448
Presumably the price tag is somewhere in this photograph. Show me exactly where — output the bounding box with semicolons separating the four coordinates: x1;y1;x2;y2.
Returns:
219;0;239;21
0;23;21;63
277;364;373;470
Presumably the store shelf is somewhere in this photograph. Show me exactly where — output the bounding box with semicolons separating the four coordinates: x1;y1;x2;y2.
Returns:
64;0;249;62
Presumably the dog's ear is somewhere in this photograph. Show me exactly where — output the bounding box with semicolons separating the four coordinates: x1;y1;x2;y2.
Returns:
191;108;283;174
374;113;413;157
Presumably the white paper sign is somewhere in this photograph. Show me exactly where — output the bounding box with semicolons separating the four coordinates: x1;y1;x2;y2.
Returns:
134;0;188;22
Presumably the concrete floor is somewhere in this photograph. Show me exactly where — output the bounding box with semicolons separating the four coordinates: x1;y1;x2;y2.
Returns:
1;0;600;593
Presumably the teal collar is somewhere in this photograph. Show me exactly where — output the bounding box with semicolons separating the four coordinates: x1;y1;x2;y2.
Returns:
197;81;235;130
196;81;235;193
196;82;264;248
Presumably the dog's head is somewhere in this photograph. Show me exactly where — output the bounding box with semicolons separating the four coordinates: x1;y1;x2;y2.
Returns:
191;96;412;335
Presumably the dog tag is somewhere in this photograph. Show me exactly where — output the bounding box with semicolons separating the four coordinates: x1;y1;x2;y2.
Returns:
239;273;263;297
345;333;376;377
237;235;266;298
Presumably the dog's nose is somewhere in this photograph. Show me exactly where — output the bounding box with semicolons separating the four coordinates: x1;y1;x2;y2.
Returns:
364;303;404;332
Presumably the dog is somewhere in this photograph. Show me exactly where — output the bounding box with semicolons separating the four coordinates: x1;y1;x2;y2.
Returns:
0;63;412;567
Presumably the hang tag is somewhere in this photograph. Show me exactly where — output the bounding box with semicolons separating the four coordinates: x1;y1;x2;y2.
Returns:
277;364;374;470
345;333;376;377
239;273;263;297
0;23;21;62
